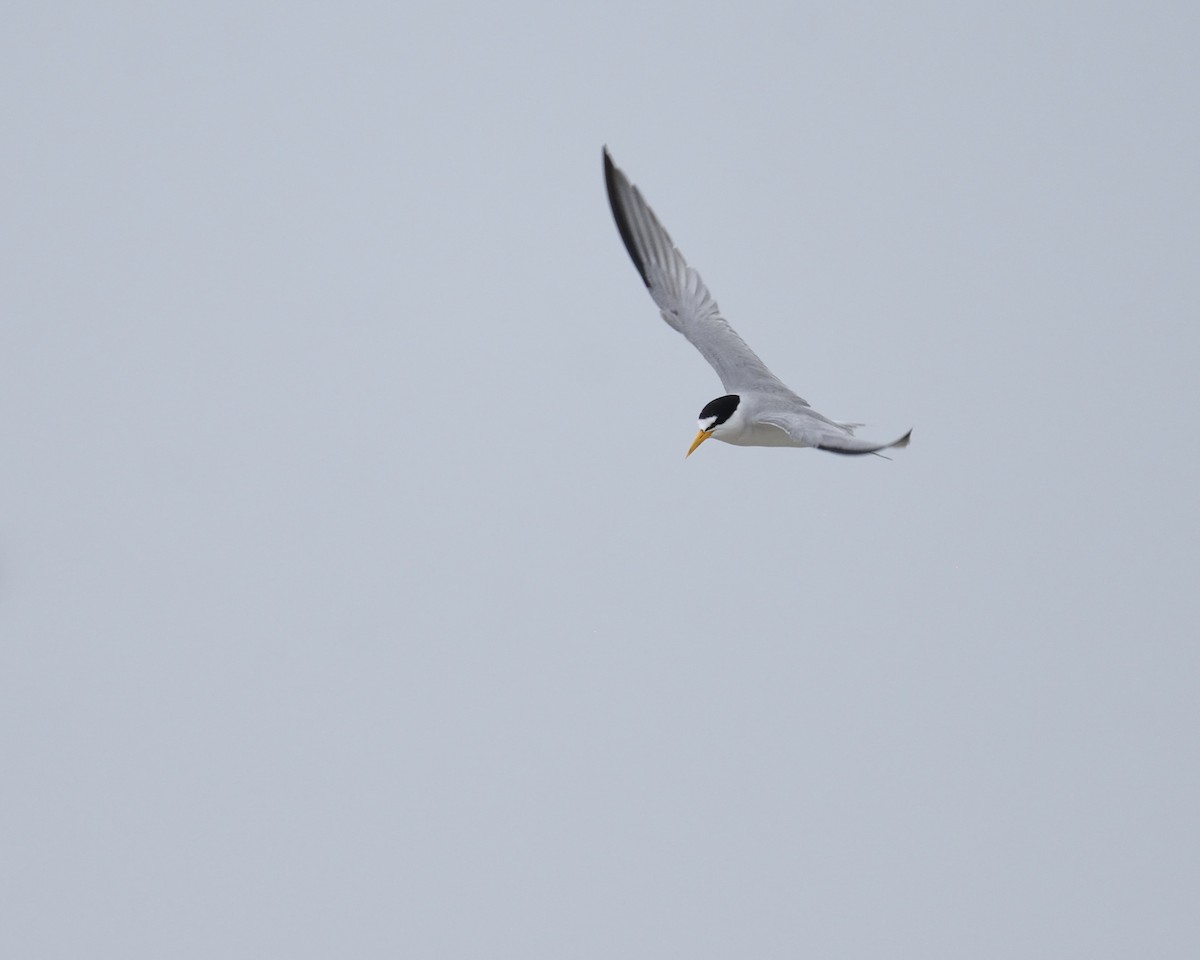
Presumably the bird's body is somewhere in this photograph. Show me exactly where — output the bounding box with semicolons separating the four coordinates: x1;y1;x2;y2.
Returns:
603;148;911;458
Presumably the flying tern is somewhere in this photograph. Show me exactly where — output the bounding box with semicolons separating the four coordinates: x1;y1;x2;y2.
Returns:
604;148;912;458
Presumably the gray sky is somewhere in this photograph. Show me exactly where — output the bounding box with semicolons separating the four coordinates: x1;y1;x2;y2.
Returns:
3;2;1198;957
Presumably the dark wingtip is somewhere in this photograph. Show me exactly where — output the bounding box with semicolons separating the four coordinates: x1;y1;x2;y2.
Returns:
816;444;881;456
816;428;914;457
602;147;652;289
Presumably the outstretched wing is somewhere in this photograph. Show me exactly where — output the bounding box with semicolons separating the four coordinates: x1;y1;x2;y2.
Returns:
604;148;803;400
761;410;913;456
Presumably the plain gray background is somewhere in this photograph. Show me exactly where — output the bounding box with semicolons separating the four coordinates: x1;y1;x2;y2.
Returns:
3;2;1198;957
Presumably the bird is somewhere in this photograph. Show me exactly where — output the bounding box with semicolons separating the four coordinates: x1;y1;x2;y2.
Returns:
603;147;912;458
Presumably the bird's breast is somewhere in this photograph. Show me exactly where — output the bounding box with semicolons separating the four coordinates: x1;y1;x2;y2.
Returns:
719;421;802;448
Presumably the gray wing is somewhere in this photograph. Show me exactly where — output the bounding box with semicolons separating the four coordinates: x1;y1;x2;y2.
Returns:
760;409;913;456
604;149;803;400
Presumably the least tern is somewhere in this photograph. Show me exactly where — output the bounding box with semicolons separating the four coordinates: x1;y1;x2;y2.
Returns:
604;148;912;458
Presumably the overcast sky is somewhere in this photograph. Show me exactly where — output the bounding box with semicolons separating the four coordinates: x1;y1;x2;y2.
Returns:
3;2;1198;957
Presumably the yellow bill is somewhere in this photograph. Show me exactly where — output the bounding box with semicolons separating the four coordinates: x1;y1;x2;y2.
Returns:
686;429;714;458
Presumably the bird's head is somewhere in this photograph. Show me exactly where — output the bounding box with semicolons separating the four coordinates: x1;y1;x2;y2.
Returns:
687;394;741;457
